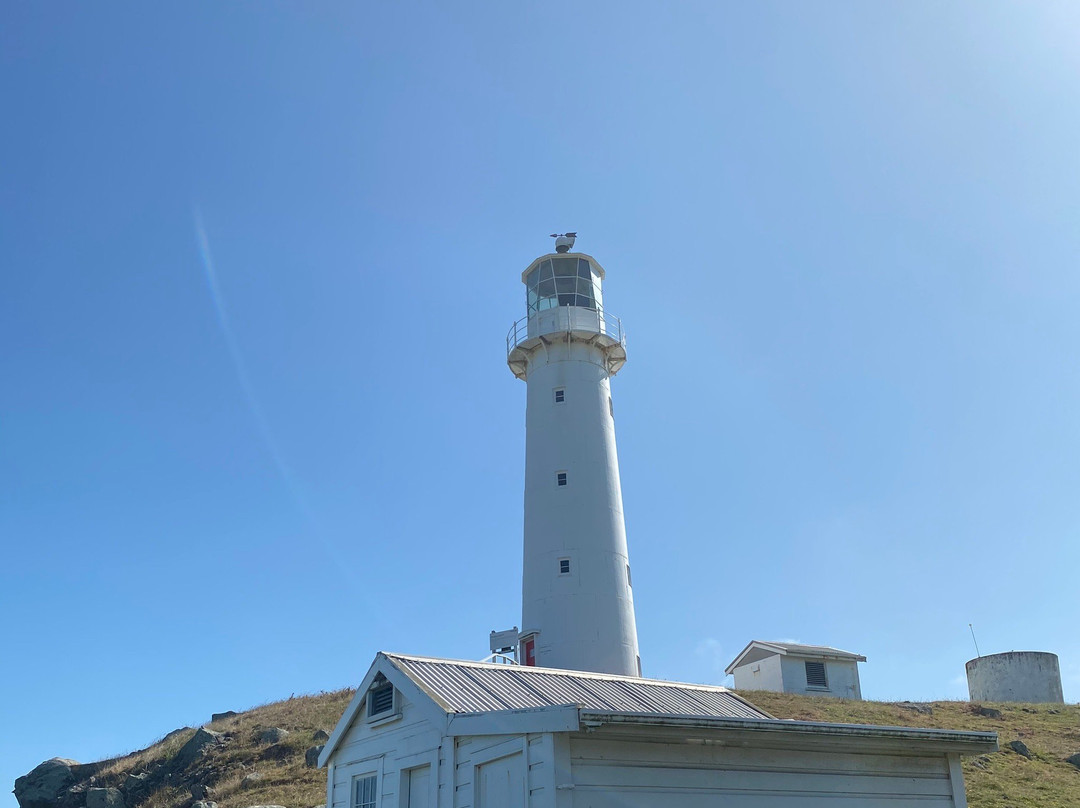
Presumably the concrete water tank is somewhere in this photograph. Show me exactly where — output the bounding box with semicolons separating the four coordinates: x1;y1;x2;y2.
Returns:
966;651;1064;703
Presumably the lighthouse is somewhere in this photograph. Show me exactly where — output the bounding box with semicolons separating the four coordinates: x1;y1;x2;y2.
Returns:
506;233;641;677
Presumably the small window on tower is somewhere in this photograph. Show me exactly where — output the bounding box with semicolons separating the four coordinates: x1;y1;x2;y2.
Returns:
626;564;632;587
558;558;571;575
609;396;614;417
556;471;567;487
554;388;565;404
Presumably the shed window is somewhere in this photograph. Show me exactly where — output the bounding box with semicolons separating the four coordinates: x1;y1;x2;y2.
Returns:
554;388;565;403
556;471;567;487
353;774;377;808
805;661;828;689
559;558;571;575
368;680;395;718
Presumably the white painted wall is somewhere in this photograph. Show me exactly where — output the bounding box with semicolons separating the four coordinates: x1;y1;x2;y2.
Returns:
326;689;558;808
567;735;961;807
731;654;862;699
731;653;784;692
780;655;862;699
452;734;551;808
328;696;442;808
518;259;640;677
966;652;1064;703
326;696;978;808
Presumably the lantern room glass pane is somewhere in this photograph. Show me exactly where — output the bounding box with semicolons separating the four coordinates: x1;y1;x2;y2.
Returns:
526;257;603;316
553;257;576;276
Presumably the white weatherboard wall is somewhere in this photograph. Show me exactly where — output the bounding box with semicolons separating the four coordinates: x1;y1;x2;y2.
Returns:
568;733;964;808
325;698;557;808
328;708;981;808
780;654;862;699
329;710;982;808
322;655;995;808
730;653;784;692
727;643;864;699
327;693;445;808
509;251;639;676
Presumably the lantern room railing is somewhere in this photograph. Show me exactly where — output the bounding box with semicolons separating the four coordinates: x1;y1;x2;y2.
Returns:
506;307;624;358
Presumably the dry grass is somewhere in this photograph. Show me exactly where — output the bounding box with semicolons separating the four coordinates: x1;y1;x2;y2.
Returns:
199;689;355;808
58;687;1080;808
76;689;355;808
741;691;1080;808
93;729;196;782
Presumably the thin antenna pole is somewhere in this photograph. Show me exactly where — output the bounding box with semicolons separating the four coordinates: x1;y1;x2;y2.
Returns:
969;623;981;658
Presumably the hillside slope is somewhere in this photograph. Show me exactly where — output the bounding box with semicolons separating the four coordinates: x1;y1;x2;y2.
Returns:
745;692;1080;808
14;689;1079;808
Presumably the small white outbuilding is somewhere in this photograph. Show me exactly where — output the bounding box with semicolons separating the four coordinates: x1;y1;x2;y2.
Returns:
726;640;867;699
320;652;993;808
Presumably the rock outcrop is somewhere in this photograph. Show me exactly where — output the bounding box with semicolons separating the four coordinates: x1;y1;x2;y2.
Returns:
189;784;215;801
172;729;225;771
86;788;124;808
1008;739;1033;759
257;728;289;745
239;773;264;789
305;745;325;768
15;759;80;808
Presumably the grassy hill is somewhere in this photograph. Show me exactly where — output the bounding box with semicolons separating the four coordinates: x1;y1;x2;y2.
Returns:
745;691;1080;808
21;689;1079;808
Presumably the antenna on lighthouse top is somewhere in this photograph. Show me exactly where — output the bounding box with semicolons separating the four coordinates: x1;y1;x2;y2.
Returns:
549;232;577;253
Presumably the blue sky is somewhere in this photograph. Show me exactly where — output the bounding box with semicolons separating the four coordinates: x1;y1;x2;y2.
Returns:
3;1;1079;802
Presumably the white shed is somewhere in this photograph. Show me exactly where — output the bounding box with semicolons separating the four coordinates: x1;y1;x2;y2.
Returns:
320;652;994;808
726;640;867;699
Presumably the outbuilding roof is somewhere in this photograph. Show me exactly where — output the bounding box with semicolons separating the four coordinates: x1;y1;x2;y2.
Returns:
319;651;998;767
725;640;867;674
318;651;773;765
387;652;771;719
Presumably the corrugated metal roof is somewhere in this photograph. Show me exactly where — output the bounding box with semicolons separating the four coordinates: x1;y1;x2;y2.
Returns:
384;653;770;720
725;640;867;673
764;641;864;659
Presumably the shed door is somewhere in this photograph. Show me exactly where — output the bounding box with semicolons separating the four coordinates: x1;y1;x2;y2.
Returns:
477;753;524;808
406;766;430;808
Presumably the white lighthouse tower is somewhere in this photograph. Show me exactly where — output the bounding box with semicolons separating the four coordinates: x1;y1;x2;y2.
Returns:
506;233;641;677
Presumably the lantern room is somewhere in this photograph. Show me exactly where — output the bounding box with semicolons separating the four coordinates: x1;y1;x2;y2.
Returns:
524;254;605;316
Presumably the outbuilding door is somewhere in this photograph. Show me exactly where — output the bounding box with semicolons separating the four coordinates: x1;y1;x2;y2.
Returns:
477;752;525;808
569;737;961;807
405;766;430;808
